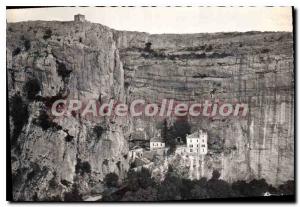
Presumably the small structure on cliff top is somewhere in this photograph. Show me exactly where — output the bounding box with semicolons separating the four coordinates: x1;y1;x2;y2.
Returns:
74;14;85;22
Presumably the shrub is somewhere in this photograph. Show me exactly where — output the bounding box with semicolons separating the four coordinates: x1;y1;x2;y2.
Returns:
61;179;71;187
211;170;221;180
56;61;72;81
231;179;269;197
64;184;82;201
10;95;29;151
144;42;152;51
93;125;104;139
33;110;62;131
24;39;31;51
126;168;155;191
261;48;270;53
116;161;121;171
26;163;49;186
122;187;158;201
49;176;58;189
75;158;91;175
24;79;41;101
278;180;294;195
43;29;52;40
64;134;74;142
158;172;182;200
205;45;213;52
209;52;231;58
104;172;119;188
12;47;21;56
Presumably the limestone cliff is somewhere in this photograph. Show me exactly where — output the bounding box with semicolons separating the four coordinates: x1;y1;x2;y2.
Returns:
115;30;294;185
7;21;129;201
7;20;294;201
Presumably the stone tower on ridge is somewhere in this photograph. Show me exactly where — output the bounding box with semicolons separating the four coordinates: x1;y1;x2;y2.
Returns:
74;14;85;22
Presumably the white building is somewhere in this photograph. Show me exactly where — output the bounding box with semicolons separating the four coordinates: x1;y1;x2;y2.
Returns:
175;146;186;155
150;138;165;151
150;132;165;151
186;129;208;155
129;146;144;160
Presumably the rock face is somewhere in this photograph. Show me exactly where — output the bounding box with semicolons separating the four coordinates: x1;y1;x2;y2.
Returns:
7;21;129;201
116;31;294;186
7;20;294;201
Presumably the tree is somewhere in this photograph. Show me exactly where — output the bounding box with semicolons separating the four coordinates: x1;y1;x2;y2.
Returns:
122;187;158;201
144;42;152;51
231;179;271;197
64;184;82;201
24;79;41;101
278;180;294;195
180;178;196;200
207;170;235;198
104;173;119;188
211;170;221;180
191;185;209;199
10;95;29;152
182;177;210;200
164;118;191;153
127;168;155;191
248;179;270;196
157;166;182;200
158;178;182;201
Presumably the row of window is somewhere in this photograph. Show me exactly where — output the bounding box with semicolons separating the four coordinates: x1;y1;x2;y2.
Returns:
151;143;164;147
189;139;206;143
189;144;206;148
189;148;207;153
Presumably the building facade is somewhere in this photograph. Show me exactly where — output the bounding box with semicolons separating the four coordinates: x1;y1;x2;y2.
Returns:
129;146;144;160
150;139;165;150
186;129;208;155
150;131;165;151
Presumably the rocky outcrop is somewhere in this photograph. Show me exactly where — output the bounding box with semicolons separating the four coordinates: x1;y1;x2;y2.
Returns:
7;21;129;201
7;20;294;201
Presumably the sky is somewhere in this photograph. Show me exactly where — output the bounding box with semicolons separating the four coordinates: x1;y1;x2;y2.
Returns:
6;7;293;34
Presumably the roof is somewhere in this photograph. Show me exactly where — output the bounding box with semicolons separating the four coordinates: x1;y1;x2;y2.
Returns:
130;131;147;140
186;129;207;139
150;137;164;142
130;145;143;150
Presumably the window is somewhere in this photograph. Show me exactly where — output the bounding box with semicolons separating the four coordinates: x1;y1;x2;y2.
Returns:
202;139;205;143
197;144;199;147
201;144;206;148
197;139;199;142
189;144;193;148
190;149;193;152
